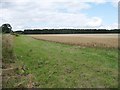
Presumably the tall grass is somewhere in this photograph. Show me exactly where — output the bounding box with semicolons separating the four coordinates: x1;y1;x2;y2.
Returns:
2;34;16;88
2;34;15;68
2;34;34;88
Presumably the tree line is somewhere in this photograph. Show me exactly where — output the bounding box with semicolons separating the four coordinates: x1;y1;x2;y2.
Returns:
1;23;119;34
20;29;119;34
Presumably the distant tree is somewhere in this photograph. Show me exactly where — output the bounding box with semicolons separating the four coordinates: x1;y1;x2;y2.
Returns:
1;23;12;33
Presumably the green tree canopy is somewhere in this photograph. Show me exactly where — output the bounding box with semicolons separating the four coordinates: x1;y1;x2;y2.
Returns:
1;24;12;33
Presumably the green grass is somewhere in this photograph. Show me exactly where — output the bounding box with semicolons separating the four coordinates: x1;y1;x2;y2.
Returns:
14;35;118;88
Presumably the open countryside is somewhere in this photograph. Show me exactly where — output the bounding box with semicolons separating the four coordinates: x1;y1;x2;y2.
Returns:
2;33;118;88
1;0;119;88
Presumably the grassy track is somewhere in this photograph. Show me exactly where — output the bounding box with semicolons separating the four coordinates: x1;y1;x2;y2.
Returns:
14;35;118;88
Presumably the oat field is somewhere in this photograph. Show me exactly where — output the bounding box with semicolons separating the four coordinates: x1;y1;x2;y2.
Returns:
29;34;118;48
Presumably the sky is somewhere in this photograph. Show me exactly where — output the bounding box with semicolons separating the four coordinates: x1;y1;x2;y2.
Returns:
0;0;119;31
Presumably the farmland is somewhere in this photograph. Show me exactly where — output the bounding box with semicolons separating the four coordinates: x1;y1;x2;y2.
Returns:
2;34;118;88
30;34;118;48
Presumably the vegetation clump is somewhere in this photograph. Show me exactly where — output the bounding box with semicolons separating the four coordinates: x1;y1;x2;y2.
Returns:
1;24;13;33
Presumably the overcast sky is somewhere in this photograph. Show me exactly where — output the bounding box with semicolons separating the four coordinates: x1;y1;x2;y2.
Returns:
0;0;119;31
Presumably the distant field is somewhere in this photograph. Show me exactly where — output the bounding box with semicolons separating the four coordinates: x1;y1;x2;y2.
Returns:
29;34;118;48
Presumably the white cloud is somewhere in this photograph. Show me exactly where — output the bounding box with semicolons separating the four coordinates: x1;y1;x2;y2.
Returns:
99;23;118;29
111;0;119;7
0;0;118;30
87;17;102;27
